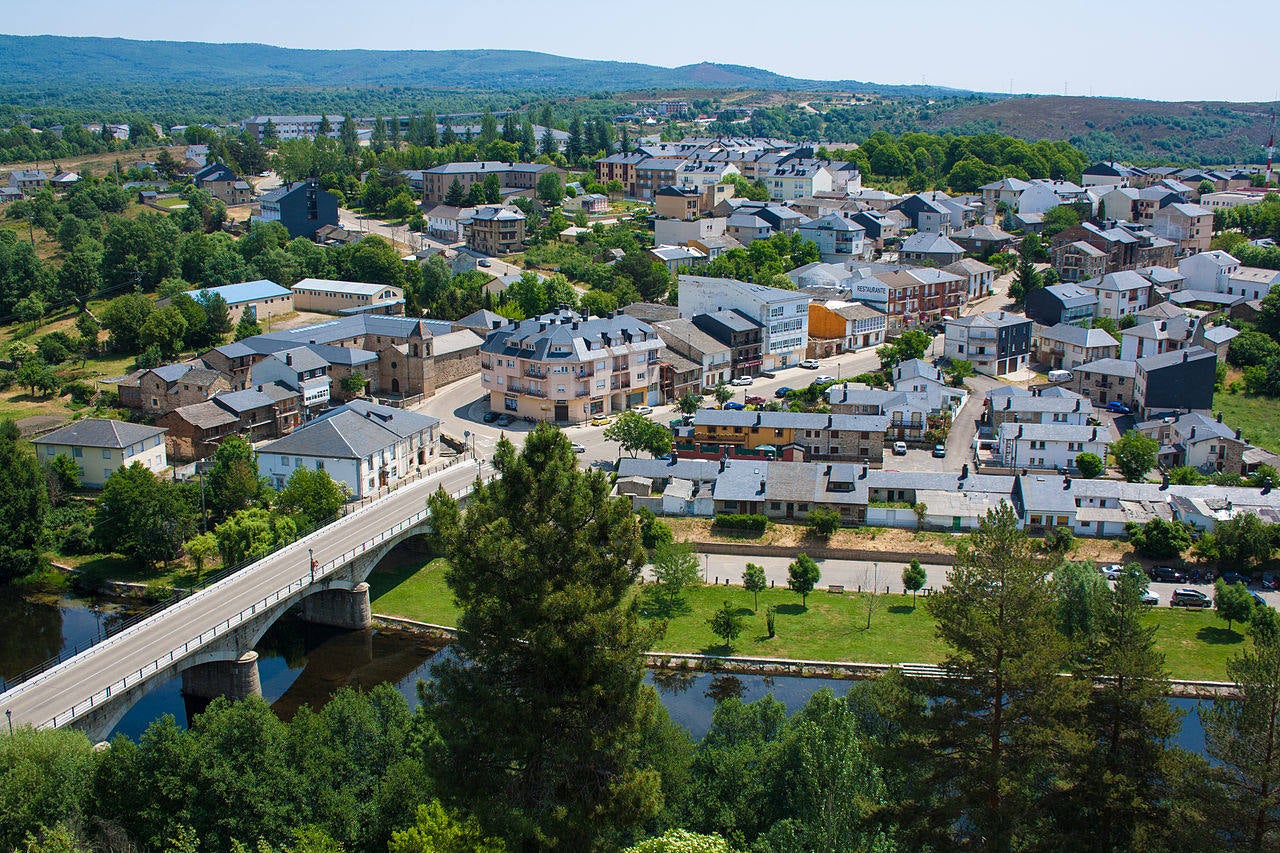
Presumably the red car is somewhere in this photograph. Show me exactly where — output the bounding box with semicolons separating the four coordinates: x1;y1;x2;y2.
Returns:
744;394;765;406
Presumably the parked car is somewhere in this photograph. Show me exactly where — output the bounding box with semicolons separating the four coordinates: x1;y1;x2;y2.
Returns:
590;415;611;426
1140;590;1159;606
815;375;836;384
478;258;492;268
1105;401;1132;414
775;386;793;398
892;441;908;456
731;375;754;386
932;443;947;458
724;401;746;410
800;359;820;369
1252;591;1268;608
1171;588;1211;608
571;443;586;453
1047;369;1072;383
1149;566;1186;583
495;413;514;427
744;394;765;406
482;411;499;423
633;405;653;416
1220;572;1252;587
1100;564;1125;580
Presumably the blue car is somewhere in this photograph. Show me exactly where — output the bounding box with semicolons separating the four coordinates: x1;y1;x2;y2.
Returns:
1105;401;1131;414
724;401;746;410
775;386;794;399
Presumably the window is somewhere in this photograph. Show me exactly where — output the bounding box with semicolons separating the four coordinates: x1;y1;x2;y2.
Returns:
102;449;111;459
72;447;82;458
44;446;54;456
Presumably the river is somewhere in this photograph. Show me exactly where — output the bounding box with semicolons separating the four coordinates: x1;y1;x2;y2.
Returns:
0;590;1207;751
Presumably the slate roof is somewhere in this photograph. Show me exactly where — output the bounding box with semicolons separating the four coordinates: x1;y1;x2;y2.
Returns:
900;232;965;255
34;418;166;449
260;403;438;459
1075;358;1136;378
481;309;661;362
1037;324;1119;349
168;401;239;430
693;409;889;432
1041;283;1099;308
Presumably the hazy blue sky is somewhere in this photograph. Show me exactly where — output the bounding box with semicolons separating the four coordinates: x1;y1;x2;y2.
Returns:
5;0;1277;102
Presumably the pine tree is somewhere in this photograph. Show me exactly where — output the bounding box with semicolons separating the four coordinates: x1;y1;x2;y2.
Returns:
339;113;358;155
898;504;1085;850
620;124;631;153
566;113;584;162
1202;610;1280;850
317;114;333;136
519;114;536;160
445;177;467;207
261;118;279;148
501;112;519;143
424;425;660;848
480;109;497;145
1053;566;1180;850
423;110;439;147
540;126;558;157
386;115;399;147
372;116;387;152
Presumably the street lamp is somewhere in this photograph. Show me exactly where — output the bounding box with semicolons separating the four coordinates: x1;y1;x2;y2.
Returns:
309;548;316;584
703;553;709;583
5;709;11;735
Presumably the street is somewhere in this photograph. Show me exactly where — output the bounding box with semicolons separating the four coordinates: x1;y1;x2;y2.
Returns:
688;553;1280;610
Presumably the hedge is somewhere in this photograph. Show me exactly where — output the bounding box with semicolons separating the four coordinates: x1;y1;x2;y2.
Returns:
714;513;768;532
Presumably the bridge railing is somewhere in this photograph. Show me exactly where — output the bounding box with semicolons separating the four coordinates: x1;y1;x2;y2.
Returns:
0;453;483;694
17;467;495;731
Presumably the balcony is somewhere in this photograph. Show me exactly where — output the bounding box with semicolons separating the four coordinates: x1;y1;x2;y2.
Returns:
525;367;547;378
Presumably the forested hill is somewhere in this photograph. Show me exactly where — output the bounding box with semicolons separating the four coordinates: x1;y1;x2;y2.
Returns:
0;34;965;98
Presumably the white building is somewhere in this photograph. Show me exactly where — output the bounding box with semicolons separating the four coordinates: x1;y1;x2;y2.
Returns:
678;275;810;370
1077;270;1152;319
797;213;867;263
256;401;439;499
996;422;1110;472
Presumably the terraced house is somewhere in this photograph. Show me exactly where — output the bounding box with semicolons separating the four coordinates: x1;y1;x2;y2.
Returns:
480;310;663;423
679;409;889;466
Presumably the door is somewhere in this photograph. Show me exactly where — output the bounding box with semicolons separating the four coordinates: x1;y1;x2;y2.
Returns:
785;502;795;519
554;402;569;422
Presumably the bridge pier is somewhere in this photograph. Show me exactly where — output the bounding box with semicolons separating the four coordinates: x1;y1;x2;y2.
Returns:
301;582;372;630
181;651;262;703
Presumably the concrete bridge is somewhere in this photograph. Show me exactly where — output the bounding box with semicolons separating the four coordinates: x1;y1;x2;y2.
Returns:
0;460;493;742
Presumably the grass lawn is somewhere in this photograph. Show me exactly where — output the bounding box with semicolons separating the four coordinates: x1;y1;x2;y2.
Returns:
368;557;1248;681
1213;388;1280;454
54;551;208;593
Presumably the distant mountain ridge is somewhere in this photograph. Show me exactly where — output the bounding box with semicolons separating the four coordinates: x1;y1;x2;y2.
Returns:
0;34;968;97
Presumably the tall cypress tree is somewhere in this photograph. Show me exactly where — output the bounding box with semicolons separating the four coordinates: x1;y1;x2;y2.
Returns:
519;114;536;160
425;427;660;848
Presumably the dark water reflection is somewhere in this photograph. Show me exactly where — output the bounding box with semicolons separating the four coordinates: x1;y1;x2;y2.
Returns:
0;591;1211;754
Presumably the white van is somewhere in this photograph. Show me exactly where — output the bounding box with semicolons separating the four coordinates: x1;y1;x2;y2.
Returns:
1047;369;1072;384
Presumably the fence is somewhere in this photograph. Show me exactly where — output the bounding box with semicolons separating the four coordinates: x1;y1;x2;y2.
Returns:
2;465;495;724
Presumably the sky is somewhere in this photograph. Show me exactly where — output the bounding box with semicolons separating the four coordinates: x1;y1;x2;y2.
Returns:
3;0;1277;103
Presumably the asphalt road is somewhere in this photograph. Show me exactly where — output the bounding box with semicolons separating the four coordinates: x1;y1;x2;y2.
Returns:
0;461;492;731
417;340;924;469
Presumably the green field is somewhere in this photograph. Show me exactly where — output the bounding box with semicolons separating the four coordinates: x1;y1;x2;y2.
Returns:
1213;389;1280;454
368;556;1250;682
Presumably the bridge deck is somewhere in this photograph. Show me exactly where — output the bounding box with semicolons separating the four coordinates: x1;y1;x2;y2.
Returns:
0;459;492;733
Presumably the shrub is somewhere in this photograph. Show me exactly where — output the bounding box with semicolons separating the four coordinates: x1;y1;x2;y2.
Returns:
714;513;768;532
61;380;95;405
806;506;841;538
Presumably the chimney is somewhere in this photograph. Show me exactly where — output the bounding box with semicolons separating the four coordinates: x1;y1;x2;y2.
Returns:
1005;396;1011;410
825;464;832;476
1091;427;1098;441
539;322;547;332
1236;428;1242;440
719;456;726;472
492;320;501;330
860;465;868;479
1017;424;1024;439
1217;411;1223;422
572;321;579;330
1160;471;1170;489
755;413;762;426
961;463;969;479
759;478;766;493
827;414;833;429
1063;476;1072;489
1190;426;1196;440
285;352;293;366
1182;350;1188;362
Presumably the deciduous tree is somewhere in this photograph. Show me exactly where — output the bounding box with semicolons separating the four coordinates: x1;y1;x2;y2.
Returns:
743;562;767;612
787;553;821;606
603;410;673;458
1113;429;1158;482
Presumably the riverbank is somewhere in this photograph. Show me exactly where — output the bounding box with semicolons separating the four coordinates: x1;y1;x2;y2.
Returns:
366;555;1251;683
